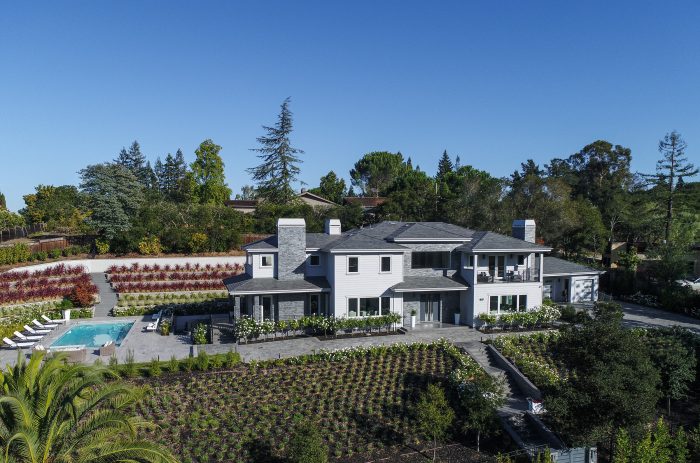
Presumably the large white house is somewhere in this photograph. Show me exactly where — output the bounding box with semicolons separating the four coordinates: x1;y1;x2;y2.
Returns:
224;218;603;327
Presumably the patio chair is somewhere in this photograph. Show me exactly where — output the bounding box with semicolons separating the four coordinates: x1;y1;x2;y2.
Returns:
144;322;158;332
99;341;115;357
25;325;50;335
3;337;35;349
42;314;66;324
14;331;43;342
33;319;57;330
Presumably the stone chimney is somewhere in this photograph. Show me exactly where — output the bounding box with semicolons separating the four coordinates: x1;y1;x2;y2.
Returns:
512;219;536;243
277;218;306;280
324;218;341;235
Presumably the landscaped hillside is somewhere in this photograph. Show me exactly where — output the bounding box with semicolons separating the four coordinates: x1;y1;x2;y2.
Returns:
134;342;498;463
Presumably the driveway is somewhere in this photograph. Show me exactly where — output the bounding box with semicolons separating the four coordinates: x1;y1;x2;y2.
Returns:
617;300;700;334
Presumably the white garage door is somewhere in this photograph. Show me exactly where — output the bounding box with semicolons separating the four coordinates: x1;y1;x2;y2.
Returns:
576;279;594;302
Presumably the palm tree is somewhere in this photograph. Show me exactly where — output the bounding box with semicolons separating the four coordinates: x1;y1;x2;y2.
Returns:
0;352;178;463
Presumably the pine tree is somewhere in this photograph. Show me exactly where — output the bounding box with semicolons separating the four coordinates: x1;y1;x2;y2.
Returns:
248;97;303;204
406;157;413;169
455;155;461;169
0;191;6;210
643;131;698;242
114;140;150;187
436;150;454;179
346;186;356;197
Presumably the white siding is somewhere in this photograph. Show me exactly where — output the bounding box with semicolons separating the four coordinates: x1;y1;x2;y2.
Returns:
250;252;276;278
471;282;544;322
305;252;327;277
331;253;404;317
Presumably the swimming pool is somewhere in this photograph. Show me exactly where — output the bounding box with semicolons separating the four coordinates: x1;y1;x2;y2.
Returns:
51;322;134;348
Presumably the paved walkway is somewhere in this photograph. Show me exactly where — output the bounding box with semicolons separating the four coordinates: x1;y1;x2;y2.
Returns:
233;324;487;361
91;273;117;317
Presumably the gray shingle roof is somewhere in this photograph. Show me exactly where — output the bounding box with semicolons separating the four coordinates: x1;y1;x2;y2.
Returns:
543;257;603;275
458;231;551;252
306;233;343;249
223;274;331;294
243;235;278;250
386;222;475;240
320;233;407;252
391;275;470;292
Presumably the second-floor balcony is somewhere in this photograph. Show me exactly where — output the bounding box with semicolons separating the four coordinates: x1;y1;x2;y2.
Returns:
476;268;540;284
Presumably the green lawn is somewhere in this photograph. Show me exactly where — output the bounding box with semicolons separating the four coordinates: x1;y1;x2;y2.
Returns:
133;343;490;463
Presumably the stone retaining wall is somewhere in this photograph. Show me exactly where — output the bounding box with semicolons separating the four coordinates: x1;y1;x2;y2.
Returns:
486;344;542;400
3;256;246;274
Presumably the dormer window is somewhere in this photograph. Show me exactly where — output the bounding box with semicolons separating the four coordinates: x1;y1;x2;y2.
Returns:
309;254;320;266
261;255;273;267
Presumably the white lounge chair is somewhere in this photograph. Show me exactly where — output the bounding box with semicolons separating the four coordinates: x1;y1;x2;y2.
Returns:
3;337;35;349
42;314;66;324
33;319;57;330
25;325;50;335
14;331;43;342
144;322;158;332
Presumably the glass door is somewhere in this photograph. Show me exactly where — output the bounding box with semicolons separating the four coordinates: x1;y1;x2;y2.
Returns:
420;294;440;322
309;294;320;316
262;296;273;320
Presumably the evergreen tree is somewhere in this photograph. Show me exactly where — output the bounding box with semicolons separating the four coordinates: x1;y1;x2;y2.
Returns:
642;131;698;242
310;171;346;204
191;139;231;204
0;191;6;209
346;186;356;197
455;155;461;169
248;97;304;204
79;163;144;240
114;140;150;187
235;185;257;200
406;157;413;169
436;150;454;179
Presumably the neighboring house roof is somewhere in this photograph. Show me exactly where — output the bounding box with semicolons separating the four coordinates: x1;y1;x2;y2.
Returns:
458;231;551;252
391;275;470;292
298;190;339;206
224;274;331;294
343;197;387;209
543;256;604;276
225;199;258;208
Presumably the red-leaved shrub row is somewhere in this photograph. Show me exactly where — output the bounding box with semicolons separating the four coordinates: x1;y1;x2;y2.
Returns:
0;270;97;306
2;274;93;291
0;264;86;284
109;271;240;283
113;280;227;293
107;263;242;275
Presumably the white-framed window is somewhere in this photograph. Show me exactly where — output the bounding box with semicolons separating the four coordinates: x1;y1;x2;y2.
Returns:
380;256;391;273
309;254;320;266
348;256;359;273
260;254;273;268
347;296;391;317
488;294;528;314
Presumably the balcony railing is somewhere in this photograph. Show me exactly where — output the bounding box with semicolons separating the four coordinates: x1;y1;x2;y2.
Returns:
476;268;539;283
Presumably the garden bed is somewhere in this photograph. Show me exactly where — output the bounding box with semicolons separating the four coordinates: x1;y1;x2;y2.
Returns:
106;262;243;293
0;264;97;305
133;341;485;463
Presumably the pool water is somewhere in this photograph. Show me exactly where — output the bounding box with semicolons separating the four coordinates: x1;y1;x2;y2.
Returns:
51;322;134;348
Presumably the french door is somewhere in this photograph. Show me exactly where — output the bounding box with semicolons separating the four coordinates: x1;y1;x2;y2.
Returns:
419;294;440;322
262;296;273;320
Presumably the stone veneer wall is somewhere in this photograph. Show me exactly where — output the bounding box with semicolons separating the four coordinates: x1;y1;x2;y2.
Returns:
276;224;307;280
276;294;305;320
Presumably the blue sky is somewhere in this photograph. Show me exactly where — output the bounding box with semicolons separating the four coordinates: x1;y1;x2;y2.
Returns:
1;1;699;211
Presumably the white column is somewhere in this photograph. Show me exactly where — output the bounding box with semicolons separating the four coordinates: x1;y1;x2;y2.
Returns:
538;253;544;282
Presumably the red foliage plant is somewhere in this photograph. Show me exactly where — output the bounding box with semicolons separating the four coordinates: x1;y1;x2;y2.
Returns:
68;281;96;308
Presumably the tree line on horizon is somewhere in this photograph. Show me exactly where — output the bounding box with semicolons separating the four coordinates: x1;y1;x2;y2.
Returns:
0;99;697;276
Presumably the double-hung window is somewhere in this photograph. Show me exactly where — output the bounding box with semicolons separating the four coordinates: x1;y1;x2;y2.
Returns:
348;256;359;273
380;256;391;273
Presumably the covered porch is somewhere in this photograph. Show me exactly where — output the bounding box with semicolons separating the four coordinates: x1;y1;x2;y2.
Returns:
391;275;469;327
